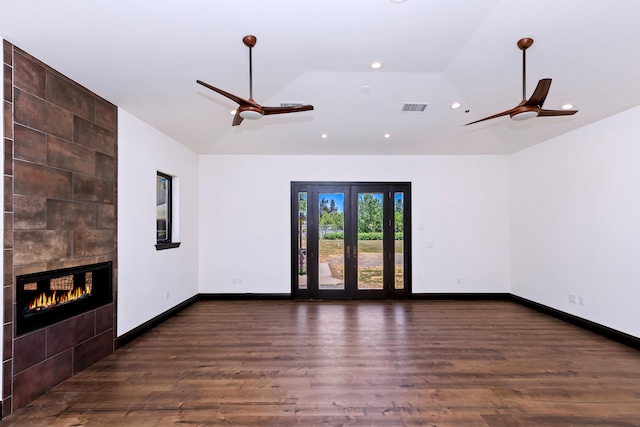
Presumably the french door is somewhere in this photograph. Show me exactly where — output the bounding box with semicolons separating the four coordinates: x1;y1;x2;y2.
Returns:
291;182;411;299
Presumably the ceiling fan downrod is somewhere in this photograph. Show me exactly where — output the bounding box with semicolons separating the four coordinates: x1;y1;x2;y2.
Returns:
518;38;533;101
243;35;257;100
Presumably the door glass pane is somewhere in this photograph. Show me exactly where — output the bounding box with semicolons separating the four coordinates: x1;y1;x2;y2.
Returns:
394;192;404;290
297;192;307;290
357;193;384;290
319;193;345;290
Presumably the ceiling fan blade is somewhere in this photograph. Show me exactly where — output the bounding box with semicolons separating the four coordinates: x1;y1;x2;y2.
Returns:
537;108;578;117
523;78;552;107
464;108;515;126
196;79;255;107
232;110;244;126
262;105;314;116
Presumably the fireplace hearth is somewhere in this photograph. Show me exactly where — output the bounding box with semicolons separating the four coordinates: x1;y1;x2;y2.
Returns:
16;262;113;336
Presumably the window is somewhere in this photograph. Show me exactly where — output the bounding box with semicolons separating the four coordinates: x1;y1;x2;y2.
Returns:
156;172;180;250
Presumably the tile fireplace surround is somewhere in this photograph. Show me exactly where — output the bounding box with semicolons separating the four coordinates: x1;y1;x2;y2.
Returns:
3;40;118;416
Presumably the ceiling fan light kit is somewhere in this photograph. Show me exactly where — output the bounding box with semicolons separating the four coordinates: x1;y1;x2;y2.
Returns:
464;38;578;126
238;108;263;120
197;35;314;127
510;106;539;121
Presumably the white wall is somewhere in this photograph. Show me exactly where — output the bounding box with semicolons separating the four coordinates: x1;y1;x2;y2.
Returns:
118;109;199;335
199;155;509;294
510;106;640;338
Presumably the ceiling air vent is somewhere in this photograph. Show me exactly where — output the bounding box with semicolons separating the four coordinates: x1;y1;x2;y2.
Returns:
280;102;304;108
401;103;429;113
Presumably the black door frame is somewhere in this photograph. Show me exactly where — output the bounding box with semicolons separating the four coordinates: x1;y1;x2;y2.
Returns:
291;181;412;300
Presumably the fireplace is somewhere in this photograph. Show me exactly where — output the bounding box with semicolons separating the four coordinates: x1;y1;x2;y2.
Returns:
16;262;113;336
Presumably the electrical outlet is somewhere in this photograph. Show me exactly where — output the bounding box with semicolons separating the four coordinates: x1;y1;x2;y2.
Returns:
456;278;462;284
231;278;237;284
165;291;170;299
569;294;576;304
578;296;584;306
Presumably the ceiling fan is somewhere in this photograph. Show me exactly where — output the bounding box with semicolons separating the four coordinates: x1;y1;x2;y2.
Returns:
465;38;577;126
197;35;314;126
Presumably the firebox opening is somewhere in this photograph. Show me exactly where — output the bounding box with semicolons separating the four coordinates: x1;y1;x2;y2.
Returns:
16;262;112;336
24;272;93;316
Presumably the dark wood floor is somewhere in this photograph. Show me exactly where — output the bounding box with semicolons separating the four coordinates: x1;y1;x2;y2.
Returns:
2;300;640;426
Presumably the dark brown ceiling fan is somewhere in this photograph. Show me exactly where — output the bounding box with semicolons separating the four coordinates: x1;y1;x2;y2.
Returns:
465;38;577;126
197;35;314;127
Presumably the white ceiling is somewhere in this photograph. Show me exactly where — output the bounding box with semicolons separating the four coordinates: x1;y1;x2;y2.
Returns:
2;0;640;155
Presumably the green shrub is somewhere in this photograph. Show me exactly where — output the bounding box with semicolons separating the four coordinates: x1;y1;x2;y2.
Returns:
322;232;402;240
357;232;383;240
322;232;344;240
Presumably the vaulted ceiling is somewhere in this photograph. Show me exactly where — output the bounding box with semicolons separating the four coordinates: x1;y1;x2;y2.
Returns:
2;1;640;155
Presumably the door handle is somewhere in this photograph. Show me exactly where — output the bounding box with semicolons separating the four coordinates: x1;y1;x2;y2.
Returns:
353;246;358;268
346;245;350;259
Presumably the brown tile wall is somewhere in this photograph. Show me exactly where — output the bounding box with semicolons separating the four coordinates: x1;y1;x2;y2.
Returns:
2;41;118;416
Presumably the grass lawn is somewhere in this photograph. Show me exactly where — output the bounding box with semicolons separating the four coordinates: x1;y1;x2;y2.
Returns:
318;239;404;289
319;239;402;257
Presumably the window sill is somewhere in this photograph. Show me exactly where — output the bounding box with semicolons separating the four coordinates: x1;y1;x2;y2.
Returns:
155;242;181;251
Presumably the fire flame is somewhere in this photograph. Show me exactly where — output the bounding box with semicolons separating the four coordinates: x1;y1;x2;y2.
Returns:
28;287;90;312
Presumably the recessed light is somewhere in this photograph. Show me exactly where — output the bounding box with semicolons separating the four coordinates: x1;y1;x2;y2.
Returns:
384;133;391;139
321;133;328;139
360;85;371;93
390;0;407;3
370;61;383;70
561;103;574;110
451;102;461;109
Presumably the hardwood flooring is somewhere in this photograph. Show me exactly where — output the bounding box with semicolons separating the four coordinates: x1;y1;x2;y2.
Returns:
2;300;640;426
